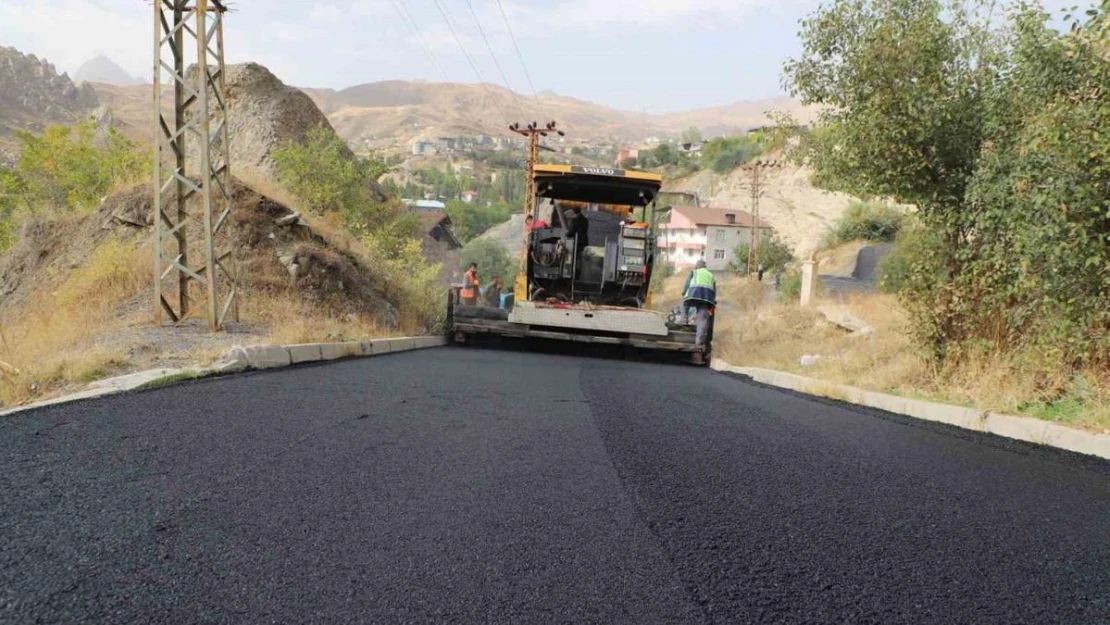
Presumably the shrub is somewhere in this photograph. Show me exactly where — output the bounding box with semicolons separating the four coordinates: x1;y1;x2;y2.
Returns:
822;202;906;249
777;269;803;302
877;221;931;294
700;136;765;174
730;234;796;276
362;228;443;333
13;121;144;213
273;123;394;232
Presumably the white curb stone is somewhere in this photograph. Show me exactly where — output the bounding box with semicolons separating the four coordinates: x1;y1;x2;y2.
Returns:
1;336;445;418
713;361;1110;461
287;343;323;364
228;345;292;369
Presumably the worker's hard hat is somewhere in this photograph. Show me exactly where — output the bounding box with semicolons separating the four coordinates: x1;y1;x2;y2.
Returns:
695;259;707;269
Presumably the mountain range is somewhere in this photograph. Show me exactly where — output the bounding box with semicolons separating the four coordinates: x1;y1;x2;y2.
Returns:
303;80;817;146
3;50;818;155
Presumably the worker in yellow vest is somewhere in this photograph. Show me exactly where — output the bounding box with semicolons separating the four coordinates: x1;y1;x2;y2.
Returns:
682;259;717;347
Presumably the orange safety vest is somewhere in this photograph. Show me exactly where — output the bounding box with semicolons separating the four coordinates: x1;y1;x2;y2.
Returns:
461;269;479;299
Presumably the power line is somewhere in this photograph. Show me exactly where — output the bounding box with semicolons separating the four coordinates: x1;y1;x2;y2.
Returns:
391;0;449;83
392;0;505;137
493;0;547;120
428;0;512;126
463;0;526;119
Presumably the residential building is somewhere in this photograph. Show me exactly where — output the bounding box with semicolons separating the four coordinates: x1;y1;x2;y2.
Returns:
678;142;704;157
659;205;774;271
615;148;640;166
402;199;447;210
460;190;478;204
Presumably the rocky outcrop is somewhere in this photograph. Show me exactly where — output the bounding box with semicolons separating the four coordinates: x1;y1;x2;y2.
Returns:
0;46;98;133
184;62;385;202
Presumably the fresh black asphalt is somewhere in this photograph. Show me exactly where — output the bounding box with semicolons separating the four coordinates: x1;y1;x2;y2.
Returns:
2;347;1108;624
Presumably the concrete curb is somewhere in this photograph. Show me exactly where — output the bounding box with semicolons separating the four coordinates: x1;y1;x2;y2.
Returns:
712;361;1110;461
0;336;447;418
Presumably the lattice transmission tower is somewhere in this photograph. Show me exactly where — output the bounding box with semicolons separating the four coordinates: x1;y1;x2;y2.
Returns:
152;0;238;331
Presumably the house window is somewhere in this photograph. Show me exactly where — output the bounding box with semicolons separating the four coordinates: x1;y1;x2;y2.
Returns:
713;249;725;260
715;230;726;242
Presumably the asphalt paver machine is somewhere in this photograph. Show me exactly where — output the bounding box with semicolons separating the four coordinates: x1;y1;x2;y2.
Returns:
447;151;712;365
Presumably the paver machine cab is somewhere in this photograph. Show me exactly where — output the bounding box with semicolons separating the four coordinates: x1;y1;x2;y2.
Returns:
448;156;713;365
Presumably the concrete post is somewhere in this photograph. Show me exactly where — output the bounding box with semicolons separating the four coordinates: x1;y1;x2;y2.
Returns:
800;253;817;307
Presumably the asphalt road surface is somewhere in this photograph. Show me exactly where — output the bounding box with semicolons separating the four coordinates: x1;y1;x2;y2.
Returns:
3;347;1109;624
820;243;895;298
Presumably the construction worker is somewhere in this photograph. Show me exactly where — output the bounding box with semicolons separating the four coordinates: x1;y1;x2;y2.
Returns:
460;262;480;306
485;275;504;308
525;214;548;231
682;259;717;347
563;206;589;275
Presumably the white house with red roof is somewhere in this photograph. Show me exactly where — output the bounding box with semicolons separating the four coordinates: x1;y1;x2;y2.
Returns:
660;205;774;271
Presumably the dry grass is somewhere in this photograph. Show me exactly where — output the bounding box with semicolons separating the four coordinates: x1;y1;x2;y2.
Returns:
0;176;418;408
244;289;387;345
0;237;150;406
714;290;1110;432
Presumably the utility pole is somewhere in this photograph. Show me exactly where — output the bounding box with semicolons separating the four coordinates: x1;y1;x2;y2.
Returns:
739;160;780;277
152;0;238;331
508;121;563;300
510;121;562;221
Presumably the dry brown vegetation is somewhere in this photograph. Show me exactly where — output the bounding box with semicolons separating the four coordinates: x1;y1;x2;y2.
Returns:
0;177;412;409
0;237;148;405
707;282;1110;432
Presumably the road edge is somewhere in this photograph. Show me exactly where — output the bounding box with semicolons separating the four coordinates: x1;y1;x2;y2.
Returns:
712;360;1110;461
0;336;447;418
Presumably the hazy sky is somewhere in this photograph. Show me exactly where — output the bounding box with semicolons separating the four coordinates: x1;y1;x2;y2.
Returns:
0;0;1084;114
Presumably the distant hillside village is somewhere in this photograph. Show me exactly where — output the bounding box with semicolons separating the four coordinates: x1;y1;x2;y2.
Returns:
408;133;619;161
392;123;804;279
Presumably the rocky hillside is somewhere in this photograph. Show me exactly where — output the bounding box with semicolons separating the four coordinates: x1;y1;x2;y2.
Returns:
0;46;98;162
184;62;387;202
669;163;860;258
312;80;820;146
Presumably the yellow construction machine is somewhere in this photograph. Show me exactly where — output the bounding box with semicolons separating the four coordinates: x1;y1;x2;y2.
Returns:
447;123;712;365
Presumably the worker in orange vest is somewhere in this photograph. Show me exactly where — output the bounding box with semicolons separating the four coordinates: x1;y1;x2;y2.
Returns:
460;262;480;306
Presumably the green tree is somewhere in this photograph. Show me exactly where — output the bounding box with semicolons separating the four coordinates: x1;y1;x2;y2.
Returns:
653;143;678;167
730;235;795;275
785;0;1110;365
445;199;513;243
459;237;517;287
